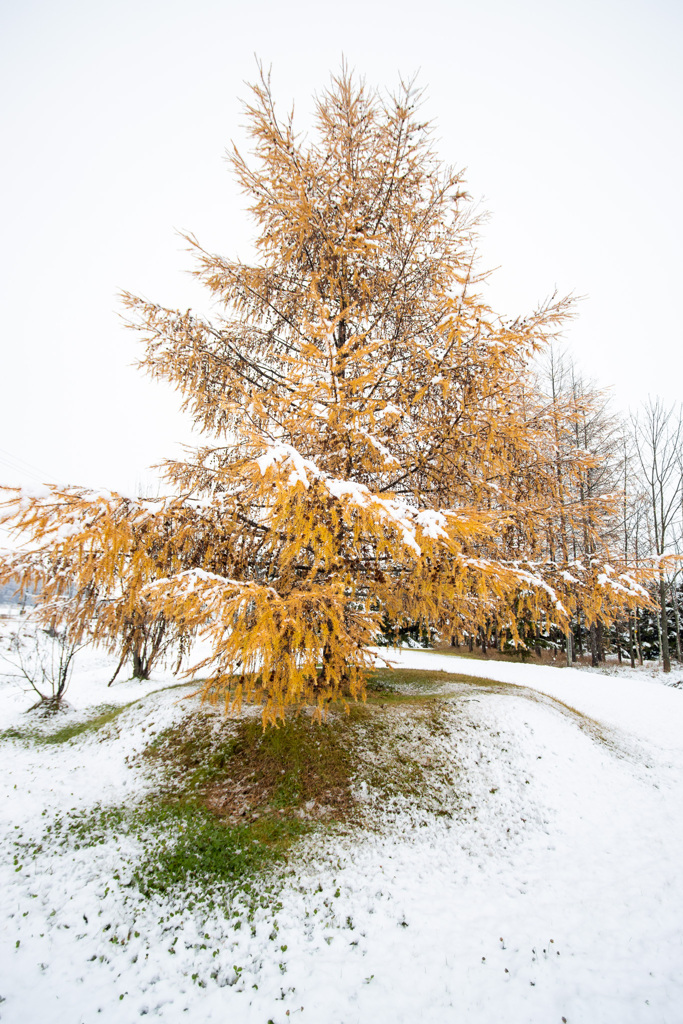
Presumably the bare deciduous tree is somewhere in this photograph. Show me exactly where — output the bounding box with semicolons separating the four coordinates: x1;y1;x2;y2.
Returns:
632;398;683;673
1;616;86;710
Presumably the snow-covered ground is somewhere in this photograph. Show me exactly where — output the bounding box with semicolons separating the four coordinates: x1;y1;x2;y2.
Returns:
1;622;683;1023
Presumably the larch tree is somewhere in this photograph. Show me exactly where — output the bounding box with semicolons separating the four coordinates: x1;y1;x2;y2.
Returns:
0;66;650;723
536;347;629;664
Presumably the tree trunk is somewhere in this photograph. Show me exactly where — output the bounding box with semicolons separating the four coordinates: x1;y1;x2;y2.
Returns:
589;623;599;667
566;630;573;667
597;621;605;663
671;581;682;663
636;608;643;665
628;613;636;669
576;615;583;658
659;578;671;673
132;648;150;680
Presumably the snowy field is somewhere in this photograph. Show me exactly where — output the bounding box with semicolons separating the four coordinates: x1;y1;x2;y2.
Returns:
1;613;683;1024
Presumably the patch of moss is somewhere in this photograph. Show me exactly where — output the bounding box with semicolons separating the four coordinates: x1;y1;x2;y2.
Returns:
147;711;356;822
366;667;505;702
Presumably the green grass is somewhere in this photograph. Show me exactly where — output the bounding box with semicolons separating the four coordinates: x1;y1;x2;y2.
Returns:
128;804;281;898
43;705;129;744
14;800;292;905
0;704;128;745
0;726;29;743
0;680;198;747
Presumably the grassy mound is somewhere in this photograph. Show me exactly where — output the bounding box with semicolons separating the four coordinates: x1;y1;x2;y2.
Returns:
8;667;520;904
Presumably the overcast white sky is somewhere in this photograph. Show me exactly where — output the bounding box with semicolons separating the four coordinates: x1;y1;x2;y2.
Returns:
1;0;681;495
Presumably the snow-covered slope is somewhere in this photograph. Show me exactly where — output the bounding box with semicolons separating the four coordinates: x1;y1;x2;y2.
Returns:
1;643;682;1023
379;646;683;755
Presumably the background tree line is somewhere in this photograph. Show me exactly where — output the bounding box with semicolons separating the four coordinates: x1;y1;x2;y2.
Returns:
442;344;682;672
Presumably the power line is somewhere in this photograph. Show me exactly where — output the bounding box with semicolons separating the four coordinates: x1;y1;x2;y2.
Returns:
0;446;57;485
